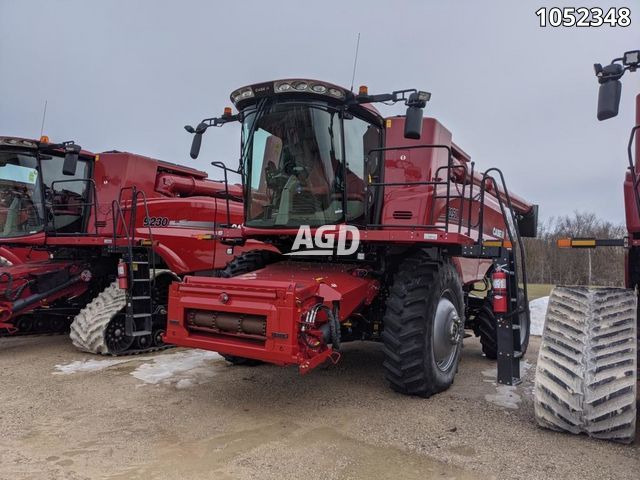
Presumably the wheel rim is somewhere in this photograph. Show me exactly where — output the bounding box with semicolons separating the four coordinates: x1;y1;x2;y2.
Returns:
432;292;462;372
104;315;134;354
153;329;165;347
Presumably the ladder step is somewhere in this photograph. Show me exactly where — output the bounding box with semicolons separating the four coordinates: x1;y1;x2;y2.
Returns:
133;278;150;282
131;296;151;300
132;313;152;318
132;261;149;265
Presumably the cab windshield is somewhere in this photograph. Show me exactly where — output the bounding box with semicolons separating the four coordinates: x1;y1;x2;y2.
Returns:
0;150;90;238
0;153;44;237
243;102;378;228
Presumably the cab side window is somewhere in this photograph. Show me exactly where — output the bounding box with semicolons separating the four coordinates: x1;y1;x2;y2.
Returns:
342;117;381;221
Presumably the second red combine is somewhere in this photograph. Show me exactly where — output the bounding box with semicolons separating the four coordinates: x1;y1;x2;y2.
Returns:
0;137;271;354
168;79;538;395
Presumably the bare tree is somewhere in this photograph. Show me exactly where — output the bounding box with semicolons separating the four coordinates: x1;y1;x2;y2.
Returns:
523;211;625;286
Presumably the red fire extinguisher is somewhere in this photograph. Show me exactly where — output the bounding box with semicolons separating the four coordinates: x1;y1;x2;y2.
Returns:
117;260;128;290
491;267;508;314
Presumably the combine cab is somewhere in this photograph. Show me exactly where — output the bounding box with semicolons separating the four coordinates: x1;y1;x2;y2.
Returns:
0;136;272;353
534;50;639;443
166;79;538;395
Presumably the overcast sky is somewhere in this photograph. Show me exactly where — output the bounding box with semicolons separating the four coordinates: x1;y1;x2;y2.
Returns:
1;0;638;224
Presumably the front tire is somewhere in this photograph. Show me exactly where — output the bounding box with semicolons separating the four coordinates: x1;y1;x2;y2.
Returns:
382;253;464;397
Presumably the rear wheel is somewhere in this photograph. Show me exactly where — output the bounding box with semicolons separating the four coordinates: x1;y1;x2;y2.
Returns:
382;253;464;397
534;286;637;443
476;288;530;360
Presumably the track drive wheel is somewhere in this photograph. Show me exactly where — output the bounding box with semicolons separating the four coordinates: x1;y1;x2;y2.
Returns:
70;281;127;354
534;286;637;443
382;252;464;397
476;288;530;360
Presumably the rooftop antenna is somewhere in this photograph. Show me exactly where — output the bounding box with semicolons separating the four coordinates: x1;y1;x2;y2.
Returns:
39;100;48;138
349;33;361;92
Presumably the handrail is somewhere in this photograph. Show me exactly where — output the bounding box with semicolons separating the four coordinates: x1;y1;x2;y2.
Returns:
364;144;474;235
111;186;157;285
477;168;529;316
211;161;238;227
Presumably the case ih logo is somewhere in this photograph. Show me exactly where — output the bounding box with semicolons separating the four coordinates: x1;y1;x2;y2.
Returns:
288;225;360;256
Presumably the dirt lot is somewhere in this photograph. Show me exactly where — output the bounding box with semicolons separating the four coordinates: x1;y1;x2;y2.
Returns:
0;334;637;480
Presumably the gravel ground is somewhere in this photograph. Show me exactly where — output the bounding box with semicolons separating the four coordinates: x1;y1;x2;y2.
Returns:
0;334;637;480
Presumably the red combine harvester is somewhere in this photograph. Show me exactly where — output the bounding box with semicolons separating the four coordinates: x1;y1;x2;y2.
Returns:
0;136;271;354
166;79;538;395
534;50;639;443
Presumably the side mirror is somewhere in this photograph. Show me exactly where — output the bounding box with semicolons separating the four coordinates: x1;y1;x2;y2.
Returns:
62;144;80;176
404;106;423;139
190;133;203;159
597;79;622;121
186;123;208;159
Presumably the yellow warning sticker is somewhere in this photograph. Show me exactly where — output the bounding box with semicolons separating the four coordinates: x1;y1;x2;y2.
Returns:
386;119;392;128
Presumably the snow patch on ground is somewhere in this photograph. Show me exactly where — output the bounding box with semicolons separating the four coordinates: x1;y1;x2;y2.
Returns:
529;296;550;336
54;356;154;374
130;350;223;388
482;360;532;409
54;350;224;389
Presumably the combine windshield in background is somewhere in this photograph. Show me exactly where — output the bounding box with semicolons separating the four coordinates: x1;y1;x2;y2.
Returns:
0;149;90;238
0;152;43;237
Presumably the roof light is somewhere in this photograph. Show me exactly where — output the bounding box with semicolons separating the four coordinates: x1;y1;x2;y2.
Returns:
277;82;291;92
223;107;232;116
311;84;327;93
231;87;254;103
39;135;50;143
328;88;344;98
358;85;368;95
293;81;308;91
